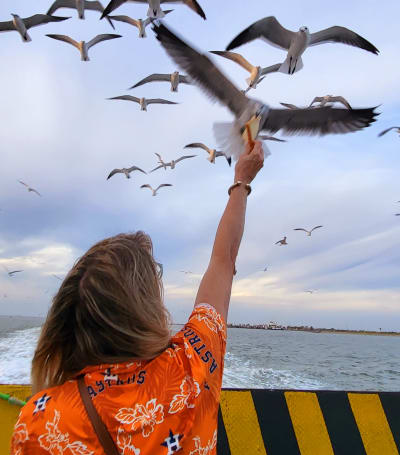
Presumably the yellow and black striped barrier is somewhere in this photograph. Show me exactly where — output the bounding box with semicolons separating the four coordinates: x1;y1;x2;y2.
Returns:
1;385;400;454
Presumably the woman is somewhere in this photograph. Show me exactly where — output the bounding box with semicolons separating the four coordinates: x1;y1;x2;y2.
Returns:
11;141;264;455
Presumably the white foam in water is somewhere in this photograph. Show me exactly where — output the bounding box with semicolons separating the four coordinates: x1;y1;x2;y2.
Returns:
222;351;323;389
0;327;40;383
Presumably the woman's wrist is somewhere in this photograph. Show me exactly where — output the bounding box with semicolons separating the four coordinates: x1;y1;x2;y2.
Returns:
228;181;252;196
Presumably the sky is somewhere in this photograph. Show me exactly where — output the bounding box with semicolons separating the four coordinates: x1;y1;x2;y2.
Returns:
0;0;399;330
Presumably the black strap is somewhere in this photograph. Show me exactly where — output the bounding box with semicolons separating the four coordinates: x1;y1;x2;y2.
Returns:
77;375;120;455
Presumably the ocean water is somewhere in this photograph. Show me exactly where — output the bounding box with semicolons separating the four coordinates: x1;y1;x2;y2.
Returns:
0;318;399;391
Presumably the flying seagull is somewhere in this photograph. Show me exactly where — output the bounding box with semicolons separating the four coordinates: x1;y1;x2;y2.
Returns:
4;267;23;277
150;154;196;172
46;34;121;61
108;95;177;111
18;180;41;196
47;0;115;28
184;143;231;165
378;126;400;137
258;135;286;142
108;9;172;37
280;102;302;109
152;23;378;161
180;270;194;274
0;14;69;42
305;289;317;294
309;95;352;110
107;165;147;179
140;183;172;196
210;51;280;92
130;71;191;92
101;0;205;20
275;236;288;246
226;16;378;75
293;225;323;236
262;266;268;272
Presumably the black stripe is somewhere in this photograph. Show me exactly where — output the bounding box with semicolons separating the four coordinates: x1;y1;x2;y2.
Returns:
217;406;231;455
379;392;400;452
251;389;300;455
317;391;366;455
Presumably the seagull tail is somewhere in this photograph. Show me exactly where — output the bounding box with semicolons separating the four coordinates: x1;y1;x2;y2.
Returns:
279;56;303;75
147;6;164;18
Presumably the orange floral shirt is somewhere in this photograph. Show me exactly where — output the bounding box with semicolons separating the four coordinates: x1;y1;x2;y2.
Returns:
11;303;227;455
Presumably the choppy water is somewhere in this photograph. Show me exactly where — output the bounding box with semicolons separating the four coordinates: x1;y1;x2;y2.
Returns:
0;319;399;390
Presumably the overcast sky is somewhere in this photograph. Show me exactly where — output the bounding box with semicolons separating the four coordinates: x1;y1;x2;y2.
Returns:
0;0;399;330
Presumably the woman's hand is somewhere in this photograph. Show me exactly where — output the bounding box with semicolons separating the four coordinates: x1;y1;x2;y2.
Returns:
234;141;264;184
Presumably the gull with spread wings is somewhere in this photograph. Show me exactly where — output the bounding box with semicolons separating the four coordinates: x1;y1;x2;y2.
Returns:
102;0;205;20
184;143;231;166
107;165;146;179
150;153;196;172
210;51;280;92
275;236;288;246
47;34;121;61
226;16;378;75
0;14;69;42
130;71;191;92
4;266;23;277
108;95;177;111
309;95;352;110
140;183;172;196
378;126;400;137
294;225;323;236
47;0;115;28
152;23;378;161
109;9;172;37
18;180;41;196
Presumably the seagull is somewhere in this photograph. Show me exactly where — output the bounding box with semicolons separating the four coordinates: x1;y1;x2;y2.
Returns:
108;9;172;37
46;34;121;61
130;71;191;92
152;23;378;161
305;289;317;294
258;135;286;142
52;274;63;280
0;14;69;42
108;95;177;111
262;266;268;272
275;236;288;246
226;16;378;75
293;226;323;236
140;183;172;196
150;154;196;172
18;180;41;196
309;95;352;110
180;270;194;274
378;126;400;137
5;269;23;277
184;143;231;166
107;165;146;179
101;0;205;20
47;0;115;28
210;51;280;92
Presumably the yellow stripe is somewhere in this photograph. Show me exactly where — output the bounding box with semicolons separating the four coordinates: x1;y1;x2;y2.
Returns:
348;393;399;455
285;391;334;455
220;390;267;455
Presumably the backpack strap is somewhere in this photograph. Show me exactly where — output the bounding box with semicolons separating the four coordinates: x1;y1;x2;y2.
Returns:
77;375;120;455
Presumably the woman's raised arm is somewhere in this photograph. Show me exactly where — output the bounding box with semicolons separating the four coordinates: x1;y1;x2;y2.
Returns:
195;141;264;321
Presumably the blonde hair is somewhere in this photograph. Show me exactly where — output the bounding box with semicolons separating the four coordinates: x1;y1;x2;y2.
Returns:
31;232;171;394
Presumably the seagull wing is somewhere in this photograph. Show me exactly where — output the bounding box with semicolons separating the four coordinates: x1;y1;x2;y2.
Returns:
18;180;29;188
329;96;352;110
226;16;295;51
32;189;42;196
101;0;127;17
280;102;299;109
210;50;254;73
261;106;378;136
275;240;282;245
160;0;206;20
153;22;249;118
309;96;323;107
85;1;115;27
156;183;173;191
294;228;308;232
109;15;139;26
178;74;191;84
46;34;79;49
310;225;323;232
174;154;196;163
184;143;209;152
47;0;75;15
140;184;153;191
378;126;400;137
10;270;23;275
260;62;281;75
107;168;122;179
258;135;286;142
146;98;178;104
215;152;232;166
108;95;140;103
127;165;147;174
0;20;16;31
130;73;172;89
24;14;70;29
87;33;121;49
150;165;164;173
309;26;379;54
155;152;164;161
